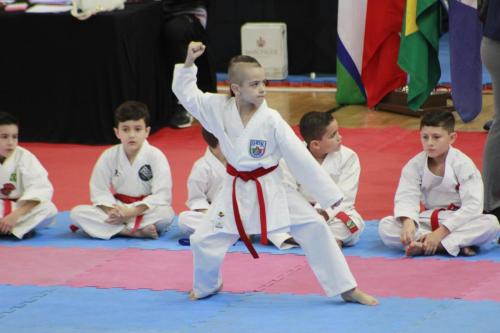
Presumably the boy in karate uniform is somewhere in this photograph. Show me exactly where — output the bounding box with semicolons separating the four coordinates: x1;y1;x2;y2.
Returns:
379;111;500;256
0;112;57;239
70;101;175;239
282;111;364;248
172;42;377;305
177;128;226;236
179;127;297;250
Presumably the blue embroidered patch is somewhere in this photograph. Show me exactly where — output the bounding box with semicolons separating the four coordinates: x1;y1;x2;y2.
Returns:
249;139;266;158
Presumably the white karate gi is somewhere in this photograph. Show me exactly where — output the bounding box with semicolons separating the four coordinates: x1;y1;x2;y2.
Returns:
378;147;500;256
282;145;365;246
173;64;356;298
178;147;296;250
178;147;225;235
0;146;57;239
70;141;175;240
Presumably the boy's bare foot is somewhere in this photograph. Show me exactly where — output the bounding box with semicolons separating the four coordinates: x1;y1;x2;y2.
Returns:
119;225;158;239
341;288;378;306
189;284;223;300
459;246;477;256
336;239;344;248
137;225;159;239
405;241;425;257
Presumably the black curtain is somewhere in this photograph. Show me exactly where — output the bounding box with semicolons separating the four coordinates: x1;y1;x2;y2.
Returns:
207;0;339;74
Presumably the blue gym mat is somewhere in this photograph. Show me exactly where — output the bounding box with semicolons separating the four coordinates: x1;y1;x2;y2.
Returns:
1;212;499;262
1;285;499;333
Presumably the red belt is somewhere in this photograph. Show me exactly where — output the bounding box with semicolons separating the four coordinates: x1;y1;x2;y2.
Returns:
2;199;14;216
430;203;459;231
113;193;146;234
227;163;278;259
70;193;146;234
335;211;359;233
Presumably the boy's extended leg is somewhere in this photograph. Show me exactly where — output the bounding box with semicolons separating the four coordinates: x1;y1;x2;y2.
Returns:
290;219;356;296
190;218;239;299
289;201;378;305
287;189;357;296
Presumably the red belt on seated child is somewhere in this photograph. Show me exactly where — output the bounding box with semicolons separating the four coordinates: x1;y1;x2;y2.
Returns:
113;193;147;234
71;194;147;233
226;163;278;259
2;198;16;216
430;203;459;231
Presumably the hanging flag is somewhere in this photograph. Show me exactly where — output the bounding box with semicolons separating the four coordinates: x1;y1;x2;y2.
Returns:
336;1;367;105
362;0;407;108
397;0;441;111
336;1;407;107
448;0;483;122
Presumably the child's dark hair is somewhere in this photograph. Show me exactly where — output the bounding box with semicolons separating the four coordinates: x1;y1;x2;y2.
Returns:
201;127;219;149
299;111;335;144
420;110;455;133
0;111;19;126
114;101;150;127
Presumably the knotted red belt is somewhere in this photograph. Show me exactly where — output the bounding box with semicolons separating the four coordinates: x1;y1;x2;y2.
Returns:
430;203;459;231
70;193;146;233
226;163;278;259
113;193;146;234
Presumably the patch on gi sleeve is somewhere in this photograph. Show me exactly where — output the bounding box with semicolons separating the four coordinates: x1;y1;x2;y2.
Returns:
249;139;266;158
138;164;153;181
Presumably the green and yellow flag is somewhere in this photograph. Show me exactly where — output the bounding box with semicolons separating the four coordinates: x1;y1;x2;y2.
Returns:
397;0;441;110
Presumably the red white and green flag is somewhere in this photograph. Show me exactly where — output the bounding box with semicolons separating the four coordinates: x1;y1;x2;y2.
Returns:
336;0;406;108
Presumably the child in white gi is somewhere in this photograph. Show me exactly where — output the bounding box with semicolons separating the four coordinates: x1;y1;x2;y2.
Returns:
0;112;57;239
178;127;297;250
177;127;226;236
378;111;500;256
70;101;175;240
282;111;364;248
172;42;377;305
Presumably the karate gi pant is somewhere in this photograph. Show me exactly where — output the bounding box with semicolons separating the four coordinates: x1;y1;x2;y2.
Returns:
190;189;357;298
378;211;500;256
179;210;298;250
5;201;57;239
70;205;175;240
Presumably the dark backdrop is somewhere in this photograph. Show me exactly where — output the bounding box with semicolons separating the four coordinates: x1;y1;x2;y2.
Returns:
207;0;339;74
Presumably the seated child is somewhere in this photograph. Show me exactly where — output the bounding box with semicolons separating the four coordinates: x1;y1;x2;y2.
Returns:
177;128;226;235
378;110;500;256
282;111;364;248
178;127;297;250
172;41;377;305
70;101;175;239
0;112;57;239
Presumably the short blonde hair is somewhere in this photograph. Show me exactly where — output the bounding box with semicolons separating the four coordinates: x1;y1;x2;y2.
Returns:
228;55;262;85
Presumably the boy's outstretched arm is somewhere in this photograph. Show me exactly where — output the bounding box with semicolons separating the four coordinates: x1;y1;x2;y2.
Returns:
184;41;206;68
